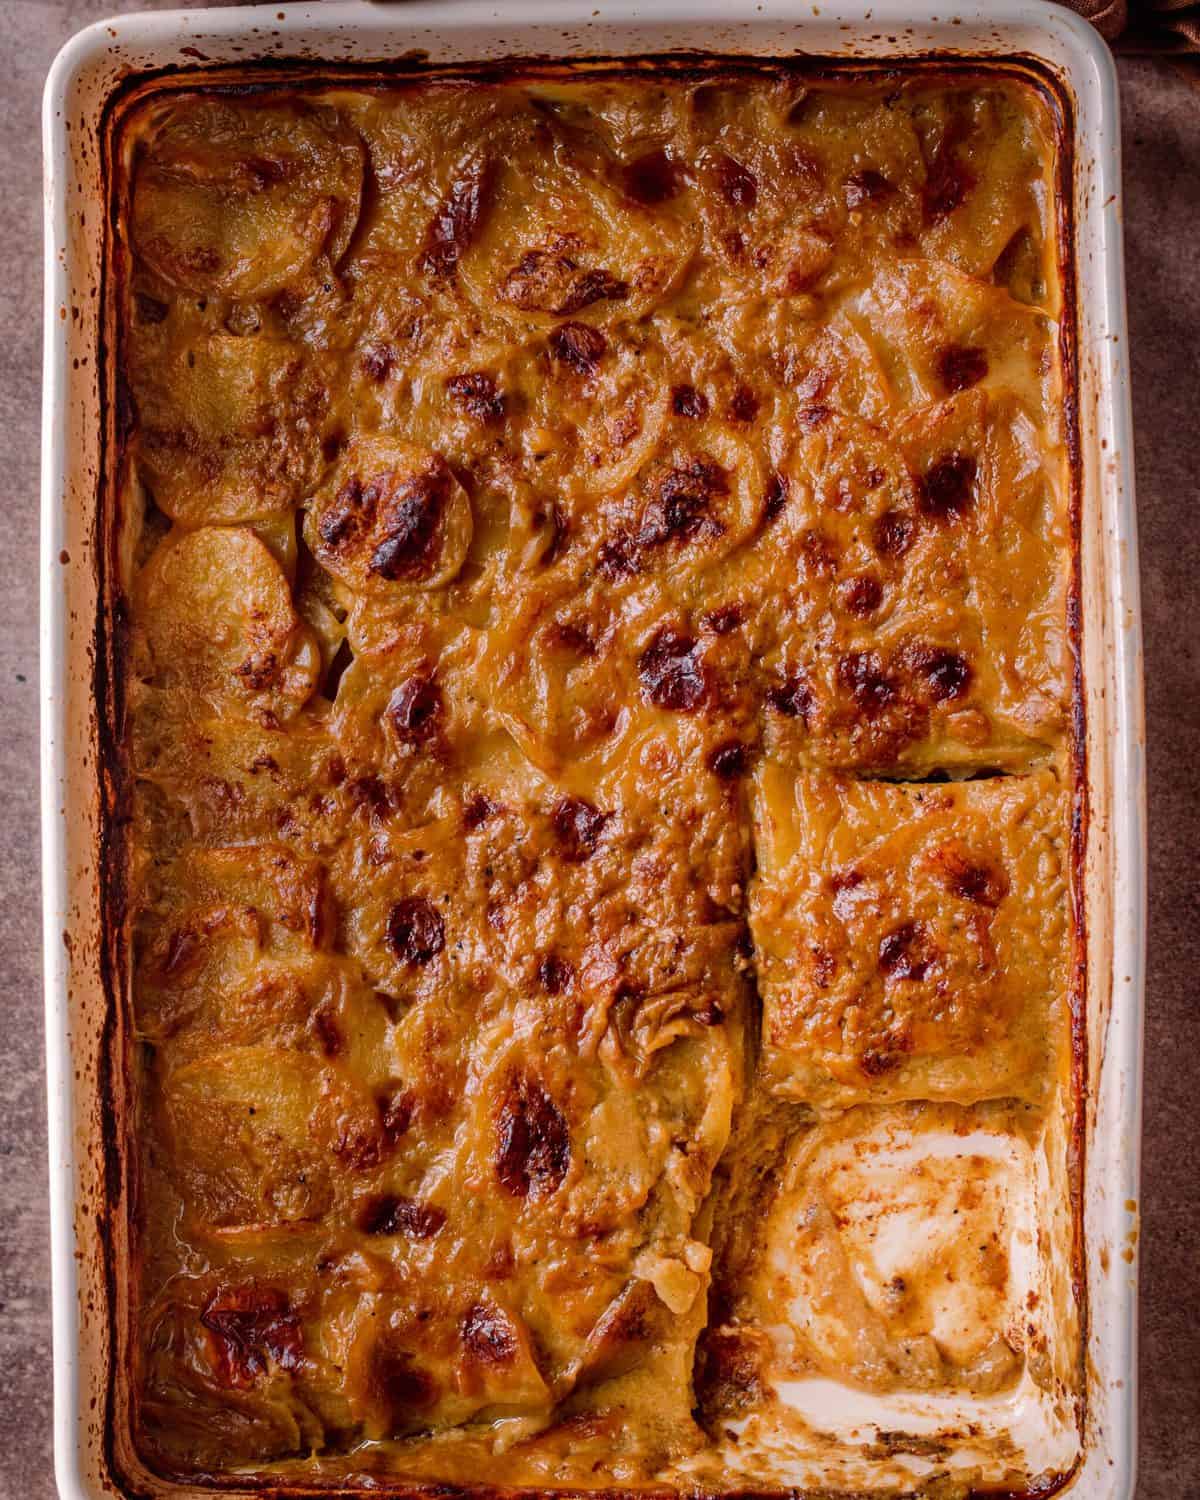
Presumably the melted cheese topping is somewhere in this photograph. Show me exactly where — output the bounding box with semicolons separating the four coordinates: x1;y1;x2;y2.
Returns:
750;767;1070;1106
115;64;1077;1492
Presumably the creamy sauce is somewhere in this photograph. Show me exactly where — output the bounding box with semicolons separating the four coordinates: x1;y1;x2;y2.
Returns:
112;61;1079;1493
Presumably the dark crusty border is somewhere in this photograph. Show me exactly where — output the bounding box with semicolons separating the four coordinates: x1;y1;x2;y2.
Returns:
93;50;1086;1500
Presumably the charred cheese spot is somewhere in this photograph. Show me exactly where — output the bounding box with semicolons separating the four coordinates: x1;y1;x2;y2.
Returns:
634;455;728;551
377;1085;417;1146
551;796;609;862
638;629;708;712
837;651;899;718
905;644;973;703
500;237;630;316
844;168;894;208
385;676;443;745
767;674;814;722
918;452;978;519
536;954;575;994
306;436;472;593
495;1073;570;1200
728;384;760;422
873;508;917;558
357;1193;446;1239
549;320;607;374
938;344;989;393
838;574;884;617
200;1286;304;1388
368;476;450;580
460;1301;518;1364
385;898;445;966
763;471;789;524
715;152;758;209
671;384;709;419
703;604;744;636
930;844;1008;907
622;149;685;206
462;792;499;830
371;1344;439;1417
312;1006;343;1058
706;740;750;780
418;153;495;278
877;920;933;982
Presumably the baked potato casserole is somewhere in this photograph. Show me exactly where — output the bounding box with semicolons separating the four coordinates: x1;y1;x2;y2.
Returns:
110;60;1081;1494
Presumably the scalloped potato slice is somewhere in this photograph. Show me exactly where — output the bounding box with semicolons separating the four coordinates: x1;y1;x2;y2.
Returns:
324;1288;553;1438
688;136;838;304
131;701;348;845
680;82;923;307
472;580;632;771
131;333;328;524
137;527;320;721
136;931;394;1086
913;85;1056;287
535;329;673;504
160;1043;391;1231
304;435;473;596
457;141;695;328
135;916;267;1044
783;406;918;529
139;1286;323;1470
132;99;364;299
327;816;465;1009
848;258;1059;415
343;87;515;268
591;428;766;593
160;1047;337;1227
178;843;334;951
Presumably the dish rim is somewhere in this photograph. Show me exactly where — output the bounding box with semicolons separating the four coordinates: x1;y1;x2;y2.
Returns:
40;4;1143;1498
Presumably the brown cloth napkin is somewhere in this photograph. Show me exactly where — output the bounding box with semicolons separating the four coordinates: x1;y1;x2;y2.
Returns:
1058;0;1200;50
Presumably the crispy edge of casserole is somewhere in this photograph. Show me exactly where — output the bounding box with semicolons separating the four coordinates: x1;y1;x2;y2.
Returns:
90;52;1087;1500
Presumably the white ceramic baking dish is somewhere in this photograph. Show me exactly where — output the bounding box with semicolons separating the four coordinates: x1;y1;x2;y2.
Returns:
40;3;1143;1497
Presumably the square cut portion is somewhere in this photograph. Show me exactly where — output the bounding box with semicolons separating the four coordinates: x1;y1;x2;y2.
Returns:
749;765;1070;1107
694;385;1070;777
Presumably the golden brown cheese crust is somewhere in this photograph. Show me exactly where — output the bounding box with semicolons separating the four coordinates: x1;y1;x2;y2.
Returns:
114;62;1074;1488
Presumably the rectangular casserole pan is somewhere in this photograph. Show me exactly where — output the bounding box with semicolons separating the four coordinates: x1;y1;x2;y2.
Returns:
40;3;1144;1496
